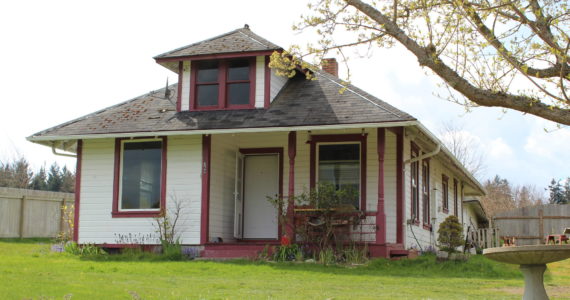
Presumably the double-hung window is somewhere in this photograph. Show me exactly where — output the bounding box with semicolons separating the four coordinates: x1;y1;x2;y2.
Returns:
442;175;449;213
422;159;430;228
318;143;361;209
410;144;420;223
192;58;255;110
113;138;166;217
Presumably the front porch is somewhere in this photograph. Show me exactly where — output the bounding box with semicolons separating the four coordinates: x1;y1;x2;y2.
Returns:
199;127;407;258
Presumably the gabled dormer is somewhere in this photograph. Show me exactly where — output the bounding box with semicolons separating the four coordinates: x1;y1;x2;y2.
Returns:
154;25;287;112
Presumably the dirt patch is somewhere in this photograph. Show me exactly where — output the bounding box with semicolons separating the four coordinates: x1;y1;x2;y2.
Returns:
495;286;570;299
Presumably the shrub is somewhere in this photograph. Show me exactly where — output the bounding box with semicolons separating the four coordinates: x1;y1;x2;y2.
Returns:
437;215;464;254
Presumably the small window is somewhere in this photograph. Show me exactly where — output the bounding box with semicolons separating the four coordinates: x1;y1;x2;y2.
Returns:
318;144;360;209
192;59;254;110
120;140;163;210
442;175;449;213
410;144;420;223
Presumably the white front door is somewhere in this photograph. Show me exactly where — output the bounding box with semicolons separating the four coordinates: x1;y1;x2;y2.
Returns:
243;154;279;239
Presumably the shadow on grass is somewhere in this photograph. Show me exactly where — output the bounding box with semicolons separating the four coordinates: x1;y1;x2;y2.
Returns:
0;238;54;244
221;254;523;280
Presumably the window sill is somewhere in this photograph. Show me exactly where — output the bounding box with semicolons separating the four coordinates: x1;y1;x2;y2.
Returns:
411;220;420;226
112;210;161;218
442;209;449;214
423;224;432;231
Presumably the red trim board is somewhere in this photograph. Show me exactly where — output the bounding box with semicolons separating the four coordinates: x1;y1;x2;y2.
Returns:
73;140;83;242
376;128;386;244
200;135;212;244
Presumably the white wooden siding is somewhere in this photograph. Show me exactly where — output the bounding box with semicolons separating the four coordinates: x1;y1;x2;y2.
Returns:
270;70;288;102
181;62;191;111
255;56;265;108
78;137;202;245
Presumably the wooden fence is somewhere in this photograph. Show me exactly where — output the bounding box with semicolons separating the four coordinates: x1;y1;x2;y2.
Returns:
467;228;500;249
493;204;570;246
0;187;74;238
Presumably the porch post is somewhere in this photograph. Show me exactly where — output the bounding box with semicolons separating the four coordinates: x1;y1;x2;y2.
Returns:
200;134;211;245
286;131;296;240
395;127;404;244
376;128;386;244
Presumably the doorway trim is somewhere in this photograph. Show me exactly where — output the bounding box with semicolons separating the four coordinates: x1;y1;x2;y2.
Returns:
239;147;283;240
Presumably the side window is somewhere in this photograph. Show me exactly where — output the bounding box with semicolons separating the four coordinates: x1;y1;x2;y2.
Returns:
442;175;449;213
411;144;420;223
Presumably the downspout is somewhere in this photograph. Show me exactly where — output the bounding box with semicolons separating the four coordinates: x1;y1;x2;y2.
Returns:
51;142;77;158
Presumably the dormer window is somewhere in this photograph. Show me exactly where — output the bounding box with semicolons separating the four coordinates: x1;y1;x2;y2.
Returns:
191;58;256;110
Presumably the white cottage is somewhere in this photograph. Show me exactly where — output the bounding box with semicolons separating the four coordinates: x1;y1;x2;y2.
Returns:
28;26;485;258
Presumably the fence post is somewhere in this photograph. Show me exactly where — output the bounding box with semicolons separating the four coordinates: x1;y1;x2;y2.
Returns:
19;195;26;238
539;209;544;244
59;198;66;236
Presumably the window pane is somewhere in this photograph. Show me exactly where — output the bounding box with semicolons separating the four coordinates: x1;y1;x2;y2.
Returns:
197;84;219;106
121;141;162;210
228;83;250;105
197;61;219;83
228;60;250;81
318;144;360;208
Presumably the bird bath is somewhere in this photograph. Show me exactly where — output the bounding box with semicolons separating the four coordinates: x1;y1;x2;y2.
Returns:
483;245;570;300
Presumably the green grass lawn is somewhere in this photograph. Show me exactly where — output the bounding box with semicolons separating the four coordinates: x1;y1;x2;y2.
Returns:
1;239;569;299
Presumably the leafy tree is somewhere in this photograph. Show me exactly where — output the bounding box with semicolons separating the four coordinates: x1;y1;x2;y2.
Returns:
29;165;48;191
437;215;464;254
47;163;63;192
275;0;570;125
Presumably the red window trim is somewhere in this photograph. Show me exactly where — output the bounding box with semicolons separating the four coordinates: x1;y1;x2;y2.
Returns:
453;178;458;217
308;133;367;211
422;158;431;229
112;137;167;218
442;174;449;214
410;142;420;225
190;58;256;111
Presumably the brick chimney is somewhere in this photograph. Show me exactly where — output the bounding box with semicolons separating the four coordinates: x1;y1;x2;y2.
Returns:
321;58;338;77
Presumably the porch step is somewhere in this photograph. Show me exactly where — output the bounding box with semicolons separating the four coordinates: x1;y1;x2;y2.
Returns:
388;244;409;259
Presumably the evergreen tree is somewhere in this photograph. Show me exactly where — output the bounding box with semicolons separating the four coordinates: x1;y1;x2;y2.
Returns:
29;165;48;191
47;163;62;192
548;179;566;204
60;166;75;193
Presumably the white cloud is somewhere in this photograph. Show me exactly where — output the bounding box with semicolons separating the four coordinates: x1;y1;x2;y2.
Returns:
524;121;570;160
488;138;513;158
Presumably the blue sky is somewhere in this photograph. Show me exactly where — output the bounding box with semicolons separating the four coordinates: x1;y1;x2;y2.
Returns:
1;0;568;194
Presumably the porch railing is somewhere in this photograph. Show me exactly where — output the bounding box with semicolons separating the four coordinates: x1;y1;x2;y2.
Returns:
467;228;500;249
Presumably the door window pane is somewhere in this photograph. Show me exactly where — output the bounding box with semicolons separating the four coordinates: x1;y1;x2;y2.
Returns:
121;141;162;210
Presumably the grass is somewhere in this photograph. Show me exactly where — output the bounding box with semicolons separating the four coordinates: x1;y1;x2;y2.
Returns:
0;239;569;299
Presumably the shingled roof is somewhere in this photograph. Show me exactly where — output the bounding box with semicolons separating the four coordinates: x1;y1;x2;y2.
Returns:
28;71;415;139
154;26;281;60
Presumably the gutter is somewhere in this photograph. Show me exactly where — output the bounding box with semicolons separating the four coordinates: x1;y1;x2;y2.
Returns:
404;144;441;164
27;121;418;142
51;142;77;158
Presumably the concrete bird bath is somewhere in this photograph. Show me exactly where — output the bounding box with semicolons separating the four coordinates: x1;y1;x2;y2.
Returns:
484;245;570;300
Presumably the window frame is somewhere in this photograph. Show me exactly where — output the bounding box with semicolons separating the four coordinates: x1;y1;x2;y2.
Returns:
112;137;167;218
422;158;431;229
410;143;420;225
442;174;449;214
190;58;256;111
309;134;367;211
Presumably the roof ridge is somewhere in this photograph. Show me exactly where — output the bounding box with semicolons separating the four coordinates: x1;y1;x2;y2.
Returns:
153;28;242;59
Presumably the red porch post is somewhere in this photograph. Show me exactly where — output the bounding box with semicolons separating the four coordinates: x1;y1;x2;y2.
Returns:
376;128;386;244
73;140;83;243
286;131;296;240
200;134;211;245
394;127;405;244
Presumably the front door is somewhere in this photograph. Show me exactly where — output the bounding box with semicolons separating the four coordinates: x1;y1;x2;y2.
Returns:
242;154;279;239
